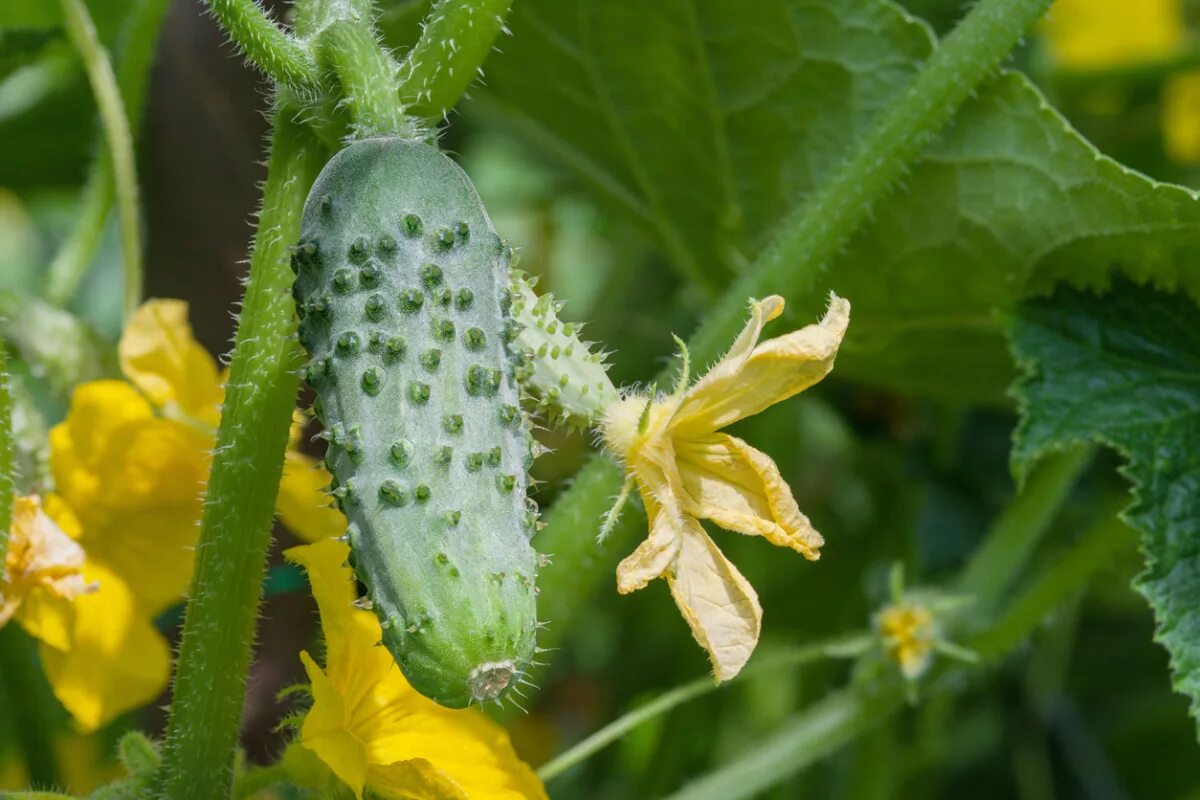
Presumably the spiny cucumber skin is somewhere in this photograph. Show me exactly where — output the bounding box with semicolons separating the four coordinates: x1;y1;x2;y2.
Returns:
293;138;538;708
510;270;617;428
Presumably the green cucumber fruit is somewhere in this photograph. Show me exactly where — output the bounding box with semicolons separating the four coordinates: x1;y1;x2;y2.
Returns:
292;138;539;708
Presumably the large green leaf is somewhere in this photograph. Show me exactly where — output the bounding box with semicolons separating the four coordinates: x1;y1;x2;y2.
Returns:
480;0;1200;402
1012;280;1200;736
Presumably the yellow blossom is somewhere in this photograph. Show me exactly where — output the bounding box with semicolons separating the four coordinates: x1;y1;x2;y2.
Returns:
1043;0;1200;163
876;602;935;680
0;495;95;637
285;538;547;800
599;294;850;681
1;298;343;730
1043;0;1181;69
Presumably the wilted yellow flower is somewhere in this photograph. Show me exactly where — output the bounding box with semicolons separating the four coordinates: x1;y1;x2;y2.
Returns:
1043;0;1200;163
285;539;547;800
0;495;95;631
599;294;849;681
1;298;343;730
876;602;935;680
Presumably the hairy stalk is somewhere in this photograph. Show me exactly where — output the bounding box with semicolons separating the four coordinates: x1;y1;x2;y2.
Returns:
958;447;1092;611
157;111;326;800
59;0;144;322
534;0;1055;660
0;347;11;564
397;0;514;120
44;0;172;308
537;635;871;782
316;21;410;136
687;0;1054;362
205;0;318;91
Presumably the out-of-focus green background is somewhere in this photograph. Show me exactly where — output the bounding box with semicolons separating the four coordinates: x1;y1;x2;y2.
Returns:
2;0;1199;797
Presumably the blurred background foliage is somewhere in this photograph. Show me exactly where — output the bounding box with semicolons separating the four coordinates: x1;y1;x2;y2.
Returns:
1;0;1198;797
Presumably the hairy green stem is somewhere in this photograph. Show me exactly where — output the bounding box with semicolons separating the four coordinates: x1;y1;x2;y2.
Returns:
958;447;1092;611
59;0;144;322
0;347;12;564
44;0;171;308
157;111;326;800
205;0;318;91
316;21;410;136
688;0;1054;362
397;0;514;120
534;0;1055;664
537;635;870;782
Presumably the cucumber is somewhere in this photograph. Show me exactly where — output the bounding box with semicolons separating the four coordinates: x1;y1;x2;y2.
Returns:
292;138;538;708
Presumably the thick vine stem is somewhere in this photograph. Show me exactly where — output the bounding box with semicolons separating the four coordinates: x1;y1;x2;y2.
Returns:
59;0;143;322
206;0;318;92
688;0;1054;362
316;20;411;136
396;0;514;120
157;110;326;800
534;0;1056;658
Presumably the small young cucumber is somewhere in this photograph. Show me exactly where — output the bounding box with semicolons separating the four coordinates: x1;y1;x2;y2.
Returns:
292;138;538;708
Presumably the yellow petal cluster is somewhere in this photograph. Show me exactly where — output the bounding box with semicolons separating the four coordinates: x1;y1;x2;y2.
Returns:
286;539;547;800
2;298;343;730
0;496;95;630
599;294;850;681
1043;0;1200;163
876;602;935;680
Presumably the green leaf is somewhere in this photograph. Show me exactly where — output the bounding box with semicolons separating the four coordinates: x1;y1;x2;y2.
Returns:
1011;280;1200;737
481;0;1200;402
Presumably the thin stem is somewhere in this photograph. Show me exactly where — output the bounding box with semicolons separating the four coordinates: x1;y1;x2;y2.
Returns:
157;110;326;800
534;0;1055;667
205;0;319;91
59;0;143;322
316;21;410;136
958;447;1092;611
397;0;514;120
44;0;172;308
972;509;1132;660
0;347;12;564
537;635;870;782
666;683;907;800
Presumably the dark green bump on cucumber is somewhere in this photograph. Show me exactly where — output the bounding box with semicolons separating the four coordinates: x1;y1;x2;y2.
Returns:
294;138;540;709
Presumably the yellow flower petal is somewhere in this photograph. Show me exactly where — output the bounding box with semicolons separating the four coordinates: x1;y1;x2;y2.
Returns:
1043;0;1181;70
666;523;762;682
673;294;849;434
615;494;682;594
299;650;370;799
2;496;95;635
278;451;346;543
50;381;155;507
676;433;823;559
118;299;223;427
38;562;171;731
368;759;469;800
1164;71;1200;164
287;540;547;800
51;383;210;615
